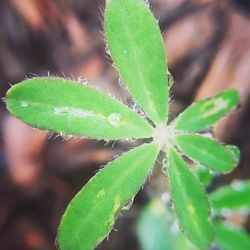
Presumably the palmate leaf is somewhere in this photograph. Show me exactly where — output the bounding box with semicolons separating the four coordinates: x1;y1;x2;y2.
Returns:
105;0;168;125
137;199;195;250
172;89;239;132
4;0;243;249
175;134;239;173
58;143;159;250
215;223;250;250
210;180;250;212
167;148;213;249
6;77;154;140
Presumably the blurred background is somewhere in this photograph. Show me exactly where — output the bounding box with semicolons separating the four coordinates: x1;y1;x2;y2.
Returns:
0;0;250;249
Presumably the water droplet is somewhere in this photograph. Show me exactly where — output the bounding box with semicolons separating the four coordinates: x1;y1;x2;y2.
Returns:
118;77;127;89
168;71;174;89
138;109;146;118
162;158;168;173
162;158;167;165
129;100;137;111
144;0;150;7
20;101;28;107
161;192;171;203
129;100;147;118
77;76;87;85
108;113;122;126
105;45;111;55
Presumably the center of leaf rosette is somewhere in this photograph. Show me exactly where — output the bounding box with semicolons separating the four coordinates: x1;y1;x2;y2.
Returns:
153;125;175;152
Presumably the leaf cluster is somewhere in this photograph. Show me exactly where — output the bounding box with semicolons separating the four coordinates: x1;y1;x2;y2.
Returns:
5;0;240;249
137;179;250;250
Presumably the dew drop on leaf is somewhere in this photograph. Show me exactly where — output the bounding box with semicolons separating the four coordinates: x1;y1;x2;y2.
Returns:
118;77;127;89
129;100;147;119
77;76;87;85
144;0;150;7
105;45;111;55
108;113;122;126
162;158;168;173
20;101;28;107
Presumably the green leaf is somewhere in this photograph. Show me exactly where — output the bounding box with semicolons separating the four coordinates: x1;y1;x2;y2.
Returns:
215;223;250;250
210;180;250;212
172;89;239;132
194;164;215;187
105;0;168;125
137;199;176;250
167;148;213;249
137;199;196;250
6;77;154;140
226;145;241;164
175;134;239;173
58;143;159;250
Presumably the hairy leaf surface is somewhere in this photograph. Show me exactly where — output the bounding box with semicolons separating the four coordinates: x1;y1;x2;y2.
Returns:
215;223;250;250
172;90;239;132
210;180;250;212
175;134;239;173
105;0;168;125
167;148;213;249
6;77;154;140
58;143;159;250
